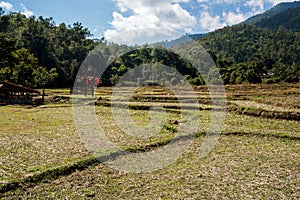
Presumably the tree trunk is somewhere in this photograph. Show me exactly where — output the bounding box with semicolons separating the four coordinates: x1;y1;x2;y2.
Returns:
42;86;45;103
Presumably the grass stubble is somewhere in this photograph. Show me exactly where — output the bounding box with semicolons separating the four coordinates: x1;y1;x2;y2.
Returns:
0;84;299;199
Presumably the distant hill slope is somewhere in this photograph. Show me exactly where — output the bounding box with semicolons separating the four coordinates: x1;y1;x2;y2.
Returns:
254;5;300;31
157;33;205;48
181;1;300;84
196;24;300;83
243;1;300;26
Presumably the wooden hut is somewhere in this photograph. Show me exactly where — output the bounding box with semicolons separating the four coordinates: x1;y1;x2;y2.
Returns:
0;81;40;105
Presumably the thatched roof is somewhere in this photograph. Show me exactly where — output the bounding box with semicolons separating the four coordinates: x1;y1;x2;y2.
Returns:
0;81;40;94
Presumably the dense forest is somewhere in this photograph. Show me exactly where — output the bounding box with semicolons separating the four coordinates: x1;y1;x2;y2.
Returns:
0;8;96;88
0;3;300;88
243;1;300;26
254;6;300;31
198;24;300;84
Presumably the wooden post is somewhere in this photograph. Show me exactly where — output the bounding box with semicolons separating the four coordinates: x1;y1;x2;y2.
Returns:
42;85;45;103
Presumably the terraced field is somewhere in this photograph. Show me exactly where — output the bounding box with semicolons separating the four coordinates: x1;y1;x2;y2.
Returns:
0;84;299;199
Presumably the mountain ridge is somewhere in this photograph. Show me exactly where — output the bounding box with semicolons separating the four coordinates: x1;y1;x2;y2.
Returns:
184;1;300;41
243;1;300;26
253;5;300;31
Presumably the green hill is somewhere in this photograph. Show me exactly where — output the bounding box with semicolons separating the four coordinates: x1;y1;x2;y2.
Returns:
0;5;299;87
191;1;300;84
197;24;300;84
243;1;300;26
254;5;300;31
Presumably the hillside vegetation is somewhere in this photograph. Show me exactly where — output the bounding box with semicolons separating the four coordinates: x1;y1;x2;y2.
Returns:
254;6;300;31
243;1;300;26
0;2;300;88
0;9;96;88
197;24;300;84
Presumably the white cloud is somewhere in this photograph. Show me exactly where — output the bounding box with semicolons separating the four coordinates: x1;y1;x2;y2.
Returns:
266;0;296;6
197;0;297;32
197;0;209;3
222;11;246;25
198;7;247;32
198;0;239;4
21;3;33;17
0;2;34;17
104;0;196;43
105;28;182;45
104;0;299;42
244;0;265;14
0;1;13;10
198;0;297;10
199;11;226;32
244;0;297;16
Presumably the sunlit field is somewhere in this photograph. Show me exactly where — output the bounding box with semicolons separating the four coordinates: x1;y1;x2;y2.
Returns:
0;83;299;199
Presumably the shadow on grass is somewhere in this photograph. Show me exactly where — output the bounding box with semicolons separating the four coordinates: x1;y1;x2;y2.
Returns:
1;131;299;194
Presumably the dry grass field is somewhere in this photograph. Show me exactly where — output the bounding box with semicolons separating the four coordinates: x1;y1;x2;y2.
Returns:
0;83;299;199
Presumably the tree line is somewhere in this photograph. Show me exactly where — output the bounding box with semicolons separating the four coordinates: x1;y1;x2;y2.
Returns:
0;9;96;88
0;9;299;89
198;24;300;84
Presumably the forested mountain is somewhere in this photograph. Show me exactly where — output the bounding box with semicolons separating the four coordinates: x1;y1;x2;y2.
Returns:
189;1;300;84
254;6;300;31
243;1;300;26
0;3;300;88
197;24;300;84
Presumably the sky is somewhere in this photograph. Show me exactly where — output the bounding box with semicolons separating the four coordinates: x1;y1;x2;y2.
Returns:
0;0;297;44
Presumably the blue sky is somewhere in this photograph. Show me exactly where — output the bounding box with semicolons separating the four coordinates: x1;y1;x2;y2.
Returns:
0;0;297;44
